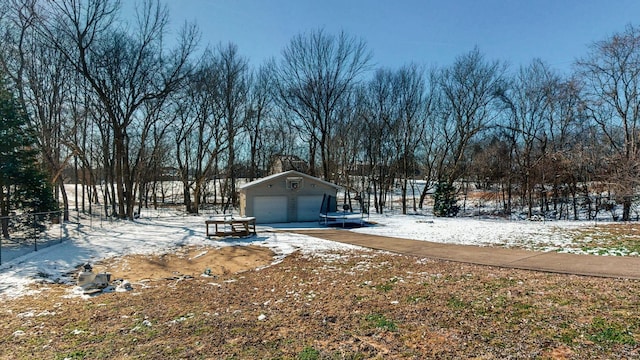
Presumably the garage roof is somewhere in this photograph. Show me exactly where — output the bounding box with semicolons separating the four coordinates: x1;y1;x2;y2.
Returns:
239;170;341;190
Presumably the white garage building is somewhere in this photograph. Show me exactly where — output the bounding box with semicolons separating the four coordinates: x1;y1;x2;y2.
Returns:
239;170;340;224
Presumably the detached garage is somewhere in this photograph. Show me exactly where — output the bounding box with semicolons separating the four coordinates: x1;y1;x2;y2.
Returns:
239;170;340;224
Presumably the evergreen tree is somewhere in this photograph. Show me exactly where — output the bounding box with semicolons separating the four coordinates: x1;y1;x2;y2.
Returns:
0;76;57;238
433;181;460;217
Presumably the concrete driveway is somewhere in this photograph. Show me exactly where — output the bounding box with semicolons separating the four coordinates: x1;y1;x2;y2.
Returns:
288;229;640;280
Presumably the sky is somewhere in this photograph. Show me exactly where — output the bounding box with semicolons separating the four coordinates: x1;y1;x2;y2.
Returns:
150;0;640;75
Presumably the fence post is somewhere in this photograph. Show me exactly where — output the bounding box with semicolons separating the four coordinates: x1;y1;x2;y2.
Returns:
60;210;63;243
33;213;38;252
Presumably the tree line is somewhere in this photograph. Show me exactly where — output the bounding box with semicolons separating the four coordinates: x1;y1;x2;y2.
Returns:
1;0;640;221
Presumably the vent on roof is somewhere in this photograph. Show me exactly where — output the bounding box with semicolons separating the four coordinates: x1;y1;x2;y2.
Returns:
286;177;303;190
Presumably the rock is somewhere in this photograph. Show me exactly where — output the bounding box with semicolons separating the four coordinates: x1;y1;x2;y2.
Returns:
116;280;134;292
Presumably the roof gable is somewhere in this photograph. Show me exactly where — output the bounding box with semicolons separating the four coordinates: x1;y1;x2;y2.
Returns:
239;170;340;190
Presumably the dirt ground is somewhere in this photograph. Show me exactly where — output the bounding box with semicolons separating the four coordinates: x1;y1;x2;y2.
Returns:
3;244;640;359
90;245;275;281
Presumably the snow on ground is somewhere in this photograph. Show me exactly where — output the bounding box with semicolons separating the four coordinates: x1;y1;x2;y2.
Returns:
0;211;608;299
353;213;594;250
0;213;361;299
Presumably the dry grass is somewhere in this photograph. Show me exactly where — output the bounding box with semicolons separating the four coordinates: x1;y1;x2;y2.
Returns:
561;223;640;256
2;248;640;359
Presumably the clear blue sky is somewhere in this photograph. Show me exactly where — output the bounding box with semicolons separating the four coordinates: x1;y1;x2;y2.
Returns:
153;0;640;74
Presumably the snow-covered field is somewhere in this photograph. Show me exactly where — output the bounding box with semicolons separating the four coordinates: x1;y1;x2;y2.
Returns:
0;211;605;299
353;213;593;250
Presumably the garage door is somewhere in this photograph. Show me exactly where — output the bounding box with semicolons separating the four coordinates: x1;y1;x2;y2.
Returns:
296;195;325;222
253;196;288;224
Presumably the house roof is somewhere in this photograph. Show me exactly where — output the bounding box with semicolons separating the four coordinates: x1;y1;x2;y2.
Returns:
239;170;341;190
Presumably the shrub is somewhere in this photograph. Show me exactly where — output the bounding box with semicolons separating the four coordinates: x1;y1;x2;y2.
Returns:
433;181;459;217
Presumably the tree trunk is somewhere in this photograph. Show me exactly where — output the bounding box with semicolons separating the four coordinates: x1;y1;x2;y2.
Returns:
623;196;632;221
1;186;9;239
115;134;126;218
193;181;202;215
250;134;258;181
57;179;70;221
372;181;380;214
183;181;194;214
320;132;330;181
308;139;317;177
401;177;408;215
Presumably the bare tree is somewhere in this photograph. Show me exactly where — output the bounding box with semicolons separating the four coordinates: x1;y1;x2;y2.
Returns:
41;0;197;219
576;25;640;221
356;69;397;213
392;64;429;214
244;63;274;180
436;48;507;186
261;109;300;174
498;59;556;217
172;52;228;214
0;0;74;220
273;29;371;179
546;78;589;219
214;43;249;208
418;68;447;210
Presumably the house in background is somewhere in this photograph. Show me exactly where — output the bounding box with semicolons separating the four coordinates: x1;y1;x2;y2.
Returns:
239;170;340;224
269;155;309;174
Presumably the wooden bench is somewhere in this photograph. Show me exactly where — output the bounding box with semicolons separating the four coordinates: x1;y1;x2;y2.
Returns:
205;216;256;237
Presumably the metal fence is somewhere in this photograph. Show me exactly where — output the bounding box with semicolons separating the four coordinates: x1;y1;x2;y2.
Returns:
0;210;65;265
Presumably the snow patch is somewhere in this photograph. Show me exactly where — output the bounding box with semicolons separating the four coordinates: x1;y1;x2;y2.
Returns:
0;213;619;300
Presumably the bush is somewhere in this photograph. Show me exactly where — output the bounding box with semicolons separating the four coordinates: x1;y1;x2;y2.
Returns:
433;181;459;217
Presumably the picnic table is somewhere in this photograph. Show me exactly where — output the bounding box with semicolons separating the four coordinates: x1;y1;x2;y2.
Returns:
205;216;256;237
